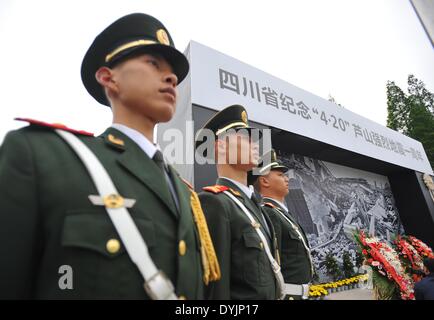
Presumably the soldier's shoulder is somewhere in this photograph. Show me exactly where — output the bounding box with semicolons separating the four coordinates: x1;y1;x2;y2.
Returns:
170;171;194;191
166;170;199;196
262;202;280;214
201;185;242;197
199;186;227;207
1;118;98;162
261;202;281;219
263;201;277;209
181;178;194;190
202;185;230;194
14;118;95;137
199;185;233;219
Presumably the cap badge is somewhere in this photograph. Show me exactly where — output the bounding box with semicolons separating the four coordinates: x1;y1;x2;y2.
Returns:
241;111;248;124
156;29;170;45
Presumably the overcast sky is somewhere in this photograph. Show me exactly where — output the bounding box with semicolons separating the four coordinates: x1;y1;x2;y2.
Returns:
0;0;433;144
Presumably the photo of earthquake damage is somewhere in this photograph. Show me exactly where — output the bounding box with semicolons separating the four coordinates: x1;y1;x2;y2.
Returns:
278;151;405;282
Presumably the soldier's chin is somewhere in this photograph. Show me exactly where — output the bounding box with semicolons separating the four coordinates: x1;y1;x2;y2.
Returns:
156;105;176;123
236;162;256;172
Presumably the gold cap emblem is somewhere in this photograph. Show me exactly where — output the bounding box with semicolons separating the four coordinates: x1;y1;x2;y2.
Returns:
241;110;248;124
156;29;170;45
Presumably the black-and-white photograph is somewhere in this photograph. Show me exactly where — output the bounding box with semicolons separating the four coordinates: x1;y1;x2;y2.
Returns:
278;151;405;282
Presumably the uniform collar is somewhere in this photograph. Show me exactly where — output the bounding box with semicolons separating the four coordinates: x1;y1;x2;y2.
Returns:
111;123;159;159
220;177;253;198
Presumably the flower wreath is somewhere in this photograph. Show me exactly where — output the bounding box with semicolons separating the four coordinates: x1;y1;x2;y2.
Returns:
354;230;414;300
406;235;434;259
394;235;428;282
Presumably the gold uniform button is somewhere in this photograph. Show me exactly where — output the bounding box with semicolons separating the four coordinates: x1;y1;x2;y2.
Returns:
106;239;121;254
289;297;294;300
260;242;264;249
179;240;187;256
179;295;187;300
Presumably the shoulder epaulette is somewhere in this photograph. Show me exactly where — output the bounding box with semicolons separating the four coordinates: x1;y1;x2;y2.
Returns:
202;185;229;194
15;118;94;136
263;202;276;208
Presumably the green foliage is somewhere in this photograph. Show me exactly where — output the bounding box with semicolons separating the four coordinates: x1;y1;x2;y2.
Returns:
352;229;366;269
372;269;399;300
386;75;434;168
342;251;355;278
325;253;342;281
355;250;364;268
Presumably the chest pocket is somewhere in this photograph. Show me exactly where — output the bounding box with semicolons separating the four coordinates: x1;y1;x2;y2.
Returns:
62;211;156;257
59;211;157;297
287;228;302;241
241;231;274;286
278;222;303;258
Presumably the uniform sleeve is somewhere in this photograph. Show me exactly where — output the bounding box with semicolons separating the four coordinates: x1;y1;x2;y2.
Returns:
198;192;231;300
0;130;42;298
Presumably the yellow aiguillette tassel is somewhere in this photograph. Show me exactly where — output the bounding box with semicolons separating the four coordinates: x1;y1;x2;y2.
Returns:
190;190;221;285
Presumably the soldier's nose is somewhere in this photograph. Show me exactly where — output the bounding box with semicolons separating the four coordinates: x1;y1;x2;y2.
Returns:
165;72;178;87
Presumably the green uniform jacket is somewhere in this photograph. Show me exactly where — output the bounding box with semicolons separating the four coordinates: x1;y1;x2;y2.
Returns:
199;178;278;300
0;124;204;299
262;198;313;285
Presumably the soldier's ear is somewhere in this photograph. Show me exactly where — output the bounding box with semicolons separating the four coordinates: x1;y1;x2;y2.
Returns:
95;66;118;94
259;176;269;188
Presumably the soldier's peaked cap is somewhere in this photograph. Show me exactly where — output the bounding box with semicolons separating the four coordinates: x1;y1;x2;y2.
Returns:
195;104;258;149
247;149;288;185
258;149;289;174
81;13;189;106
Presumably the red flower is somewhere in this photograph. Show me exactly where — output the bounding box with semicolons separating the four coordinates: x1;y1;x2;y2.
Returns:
362;249;368;256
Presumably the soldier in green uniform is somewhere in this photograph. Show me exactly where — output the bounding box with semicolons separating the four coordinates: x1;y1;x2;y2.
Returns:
0;13;219;299
253;149;314;300
196;105;281;300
